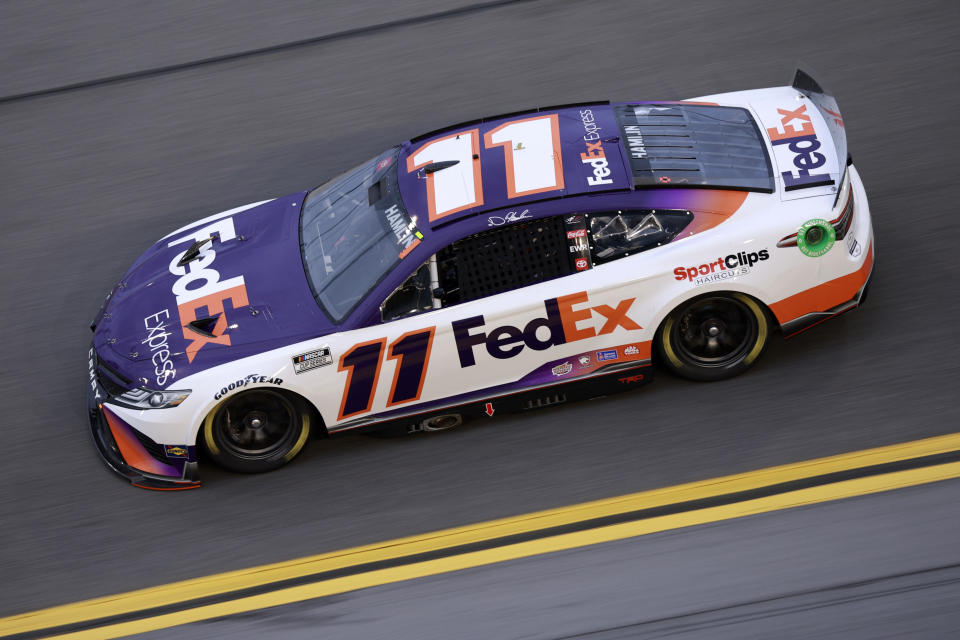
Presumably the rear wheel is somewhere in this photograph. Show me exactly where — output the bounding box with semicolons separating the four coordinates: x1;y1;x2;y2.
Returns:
202;390;311;473
657;292;770;382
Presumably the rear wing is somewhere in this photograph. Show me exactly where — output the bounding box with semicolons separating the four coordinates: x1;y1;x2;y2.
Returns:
792;68;848;178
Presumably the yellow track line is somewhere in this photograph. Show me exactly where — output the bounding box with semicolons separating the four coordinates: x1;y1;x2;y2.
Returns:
2;431;959;638
45;462;960;639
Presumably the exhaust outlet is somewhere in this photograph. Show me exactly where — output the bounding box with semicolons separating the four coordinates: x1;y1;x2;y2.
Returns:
421;414;462;432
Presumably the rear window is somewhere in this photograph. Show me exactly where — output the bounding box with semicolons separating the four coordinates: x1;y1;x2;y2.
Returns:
615;104;774;192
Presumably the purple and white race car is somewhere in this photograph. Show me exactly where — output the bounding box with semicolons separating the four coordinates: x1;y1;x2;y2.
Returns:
87;70;873;489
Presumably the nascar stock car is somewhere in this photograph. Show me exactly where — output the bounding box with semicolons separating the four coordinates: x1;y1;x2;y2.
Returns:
87;69;873;489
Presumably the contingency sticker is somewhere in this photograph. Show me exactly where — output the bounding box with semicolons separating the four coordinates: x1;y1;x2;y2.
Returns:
796;219;835;257
293;347;333;374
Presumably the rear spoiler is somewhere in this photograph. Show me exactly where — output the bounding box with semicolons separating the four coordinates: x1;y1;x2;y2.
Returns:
792;68;849;176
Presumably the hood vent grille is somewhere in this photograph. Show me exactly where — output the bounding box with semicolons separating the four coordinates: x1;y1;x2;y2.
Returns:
186;315;220;337
176;237;212;267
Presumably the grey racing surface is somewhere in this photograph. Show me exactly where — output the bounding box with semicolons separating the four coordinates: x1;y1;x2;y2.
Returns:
1;0;958;631
136;479;960;640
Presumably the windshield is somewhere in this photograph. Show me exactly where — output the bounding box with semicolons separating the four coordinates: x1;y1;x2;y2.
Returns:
299;147;422;322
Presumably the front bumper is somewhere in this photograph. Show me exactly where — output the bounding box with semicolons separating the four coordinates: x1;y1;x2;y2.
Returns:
87;347;201;490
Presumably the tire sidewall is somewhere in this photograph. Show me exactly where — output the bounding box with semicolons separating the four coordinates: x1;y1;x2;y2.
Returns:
656;292;769;382
202;391;312;473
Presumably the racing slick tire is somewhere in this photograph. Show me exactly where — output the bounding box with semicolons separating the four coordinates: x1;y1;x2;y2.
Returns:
656;292;770;382
202;389;312;473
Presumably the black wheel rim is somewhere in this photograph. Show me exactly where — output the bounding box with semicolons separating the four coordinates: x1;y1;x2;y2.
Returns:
213;390;298;460
673;296;758;368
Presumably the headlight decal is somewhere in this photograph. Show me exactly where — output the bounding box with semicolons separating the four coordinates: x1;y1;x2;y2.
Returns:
116;388;190;409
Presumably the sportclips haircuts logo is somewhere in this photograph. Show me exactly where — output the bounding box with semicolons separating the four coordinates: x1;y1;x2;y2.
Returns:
766;104;829;189
452;291;641;368
579;109;613;186
167;218;250;362
674;250;769;286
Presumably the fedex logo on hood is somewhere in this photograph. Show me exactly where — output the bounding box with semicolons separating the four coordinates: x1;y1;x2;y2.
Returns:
167;218;250;362
766;104;831;189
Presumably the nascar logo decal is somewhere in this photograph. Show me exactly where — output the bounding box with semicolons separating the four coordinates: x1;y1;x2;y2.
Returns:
167;217;250;363
766;104;830;189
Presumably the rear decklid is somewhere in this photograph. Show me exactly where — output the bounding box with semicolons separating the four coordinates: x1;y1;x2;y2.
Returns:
747;69;848;200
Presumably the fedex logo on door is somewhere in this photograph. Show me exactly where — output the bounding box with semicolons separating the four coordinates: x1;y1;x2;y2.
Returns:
766;104;831;189
452;291;642;368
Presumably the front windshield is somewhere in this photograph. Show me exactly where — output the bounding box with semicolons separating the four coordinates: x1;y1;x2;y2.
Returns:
300;147;422;322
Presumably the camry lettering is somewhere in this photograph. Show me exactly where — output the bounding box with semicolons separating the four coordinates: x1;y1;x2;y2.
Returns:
453;292;642;368
167;218;250;362
766;104;829;189
87;348;101;400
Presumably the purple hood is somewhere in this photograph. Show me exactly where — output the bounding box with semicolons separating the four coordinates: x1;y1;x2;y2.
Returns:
93;194;334;389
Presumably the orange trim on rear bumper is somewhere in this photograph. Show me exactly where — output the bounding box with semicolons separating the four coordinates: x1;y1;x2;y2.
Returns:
770;242;874;325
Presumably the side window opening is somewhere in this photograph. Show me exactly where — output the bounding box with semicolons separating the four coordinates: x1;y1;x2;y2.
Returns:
588;210;693;265
380;261;434;321
379;209;692;322
436;216;573;307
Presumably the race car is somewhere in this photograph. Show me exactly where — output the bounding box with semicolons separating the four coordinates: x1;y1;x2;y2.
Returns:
87;69;874;489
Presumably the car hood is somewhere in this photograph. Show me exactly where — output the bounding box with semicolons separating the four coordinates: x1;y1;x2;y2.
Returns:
93;193;335;389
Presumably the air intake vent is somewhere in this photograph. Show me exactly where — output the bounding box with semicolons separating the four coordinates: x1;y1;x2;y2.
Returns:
187;316;220;337
615;104;774;192
177;237;212;267
524;392;567;410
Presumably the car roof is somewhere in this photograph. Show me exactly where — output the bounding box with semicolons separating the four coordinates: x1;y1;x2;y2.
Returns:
397;102;632;230
397;101;775;231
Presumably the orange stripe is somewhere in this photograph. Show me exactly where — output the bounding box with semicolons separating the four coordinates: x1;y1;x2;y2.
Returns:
131;483;200;491
102;407;177;477
682;191;748;236
770;242;874;324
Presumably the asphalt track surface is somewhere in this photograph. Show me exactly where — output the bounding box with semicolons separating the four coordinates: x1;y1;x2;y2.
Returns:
1;0;958;634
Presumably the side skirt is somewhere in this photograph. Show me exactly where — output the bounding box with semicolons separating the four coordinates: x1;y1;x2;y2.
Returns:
331;362;654;437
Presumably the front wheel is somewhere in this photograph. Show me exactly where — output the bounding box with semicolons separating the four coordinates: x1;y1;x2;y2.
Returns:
656;292;770;382
202;390;312;473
